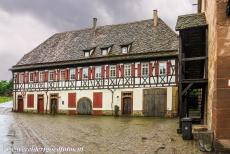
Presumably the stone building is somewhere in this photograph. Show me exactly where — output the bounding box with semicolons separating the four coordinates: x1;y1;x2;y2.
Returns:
10;11;179;117
176;0;230;150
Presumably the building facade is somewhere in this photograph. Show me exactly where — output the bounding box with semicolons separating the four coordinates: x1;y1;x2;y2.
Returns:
11;11;179;117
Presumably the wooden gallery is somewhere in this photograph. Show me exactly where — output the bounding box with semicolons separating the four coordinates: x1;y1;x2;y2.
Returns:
10;11;179;117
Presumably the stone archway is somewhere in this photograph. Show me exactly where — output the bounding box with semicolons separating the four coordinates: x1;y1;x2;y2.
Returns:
77;97;92;115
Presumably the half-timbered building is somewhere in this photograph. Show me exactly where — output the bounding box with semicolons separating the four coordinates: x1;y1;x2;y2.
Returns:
11;11;179;117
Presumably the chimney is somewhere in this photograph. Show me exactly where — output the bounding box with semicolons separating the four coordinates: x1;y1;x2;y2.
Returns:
93;18;97;30
153;10;158;27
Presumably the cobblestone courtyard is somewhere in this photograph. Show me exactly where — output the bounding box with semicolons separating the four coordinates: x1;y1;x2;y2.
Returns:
0;105;201;154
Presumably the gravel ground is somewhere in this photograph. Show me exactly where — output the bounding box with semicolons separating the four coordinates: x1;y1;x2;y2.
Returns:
0;106;202;154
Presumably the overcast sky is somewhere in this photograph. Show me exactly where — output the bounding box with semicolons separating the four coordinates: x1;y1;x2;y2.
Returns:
0;0;197;80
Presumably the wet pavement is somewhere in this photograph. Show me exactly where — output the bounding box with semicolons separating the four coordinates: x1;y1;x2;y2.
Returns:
0;104;202;154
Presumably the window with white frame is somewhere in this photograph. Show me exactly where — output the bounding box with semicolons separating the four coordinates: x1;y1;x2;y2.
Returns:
19;73;24;83
141;63;149;76
29;72;34;82
124;64;131;77
49;71;54;81
121;46;128;54
84;51;90;57
60;70;65;81
101;49;108;56
70;68;75;80
39;71;45;82
110;65;116;78
159;62;166;75
95;66;101;78
83;68;88;79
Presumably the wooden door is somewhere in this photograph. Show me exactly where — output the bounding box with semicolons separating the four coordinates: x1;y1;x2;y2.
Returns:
37;95;44;113
143;88;167;117
17;97;24;112
122;97;132;115
50;98;58;114
77;98;92;115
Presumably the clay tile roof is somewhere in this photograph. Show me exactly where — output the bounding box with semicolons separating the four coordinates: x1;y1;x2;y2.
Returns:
175;13;207;31
14;18;178;68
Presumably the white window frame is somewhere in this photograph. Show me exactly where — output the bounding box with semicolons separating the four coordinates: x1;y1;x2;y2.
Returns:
102;49;108;56
29;72;34;82
39;71;45;82
95;66;101;79
83;67;88;79
19;73;24;83
159;62;166;75
124;64;131;77
49;71;54;81
60;70;65;81
84;51;90;57
70;68;75;80
141;63;149;76
121;46;128;54
110;65;116;78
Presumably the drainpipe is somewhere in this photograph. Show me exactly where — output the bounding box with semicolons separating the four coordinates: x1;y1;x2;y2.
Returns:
45;91;48;114
108;89;115;115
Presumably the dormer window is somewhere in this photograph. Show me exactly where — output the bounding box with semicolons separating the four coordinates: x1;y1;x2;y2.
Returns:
84;51;90;57
102;49;108;56
121;43;132;54
83;48;95;58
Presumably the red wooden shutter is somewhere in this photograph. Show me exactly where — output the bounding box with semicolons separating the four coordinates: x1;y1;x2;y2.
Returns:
101;66;105;79
16;73;19;83
88;67;91;80
155;62;159;76
68;93;76;108
116;64;120;78
92;66;95;80
106;66;109;79
93;92;102;108
120;64;124;78
167;61;171;75
131;64;135;77
137;64;141;77
25;72;29;83
149;63;153;77
27;94;34;108
57;70;60;81
65;68;69;81
79;68;83;80
44;71;48;81
53;70;57;81
75;68;78;80
33;72;36;82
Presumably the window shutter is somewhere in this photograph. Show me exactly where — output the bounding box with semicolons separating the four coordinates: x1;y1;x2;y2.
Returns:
155;62;159;76
92;66;95;80
57;70;60;81
79;68;83;80
116;64;120;78
149;63;153;77
106;66;109;79
75;68;78;80
65;68;69;81
167;61;171;75
93;92;102;108
33;72;36;82
131;64;135;77
25;72;29;83
68;93;76;108
16;73;19;83
88;67;91;80
36;72;39;82
101;65;105;79
44;71;48;82
137;64;141;77
27;94;34;108
120;64;124;78
53;70;57;81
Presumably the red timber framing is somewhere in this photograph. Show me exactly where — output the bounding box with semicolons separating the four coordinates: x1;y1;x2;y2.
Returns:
93;92;103;115
13;59;177;92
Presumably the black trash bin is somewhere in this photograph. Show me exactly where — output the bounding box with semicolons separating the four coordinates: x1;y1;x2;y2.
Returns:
181;117;193;140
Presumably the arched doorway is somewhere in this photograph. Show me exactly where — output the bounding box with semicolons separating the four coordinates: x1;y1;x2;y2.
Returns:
77;97;92;115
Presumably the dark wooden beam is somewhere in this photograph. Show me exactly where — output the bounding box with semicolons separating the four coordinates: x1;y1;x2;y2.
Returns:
182;82;194;96
182;56;207;62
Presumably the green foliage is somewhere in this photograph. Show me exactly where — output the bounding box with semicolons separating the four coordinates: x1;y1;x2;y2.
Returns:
0;80;13;96
0;96;12;103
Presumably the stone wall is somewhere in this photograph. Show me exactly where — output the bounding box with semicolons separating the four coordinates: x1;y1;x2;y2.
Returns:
202;0;230;139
